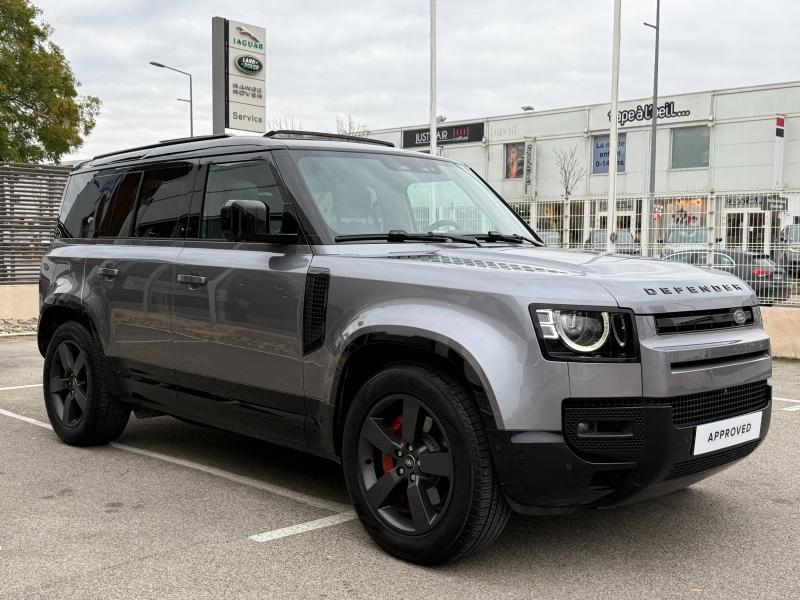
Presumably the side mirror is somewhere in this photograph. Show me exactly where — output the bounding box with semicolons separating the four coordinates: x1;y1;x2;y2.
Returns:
221;199;267;242
220;199;299;244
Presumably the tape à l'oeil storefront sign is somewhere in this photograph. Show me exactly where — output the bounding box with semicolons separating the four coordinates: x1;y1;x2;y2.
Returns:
588;94;709;131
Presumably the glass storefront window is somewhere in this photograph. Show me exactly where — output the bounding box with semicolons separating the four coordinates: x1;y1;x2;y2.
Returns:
671;126;710;169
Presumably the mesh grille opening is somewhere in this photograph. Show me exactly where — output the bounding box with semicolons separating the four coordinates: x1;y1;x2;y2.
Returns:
563;381;769;428
302;269;330;353
665;440;760;480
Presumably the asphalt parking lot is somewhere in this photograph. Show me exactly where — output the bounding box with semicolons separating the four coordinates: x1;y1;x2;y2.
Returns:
0;336;798;599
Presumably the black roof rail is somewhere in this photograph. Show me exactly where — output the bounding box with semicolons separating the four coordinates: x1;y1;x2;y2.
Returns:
264;129;394;147
92;134;234;160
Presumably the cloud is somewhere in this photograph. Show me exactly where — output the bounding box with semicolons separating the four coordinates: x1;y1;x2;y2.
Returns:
31;0;800;160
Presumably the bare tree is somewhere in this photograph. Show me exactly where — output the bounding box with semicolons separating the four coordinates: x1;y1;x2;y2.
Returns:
266;117;303;131
336;114;368;137
553;146;587;199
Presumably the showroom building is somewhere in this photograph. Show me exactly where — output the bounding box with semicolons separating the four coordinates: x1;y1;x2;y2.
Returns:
369;80;800;255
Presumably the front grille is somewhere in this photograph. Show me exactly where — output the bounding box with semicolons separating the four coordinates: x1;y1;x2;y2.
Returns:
654;307;754;334
665;440;760;480
563;381;769;429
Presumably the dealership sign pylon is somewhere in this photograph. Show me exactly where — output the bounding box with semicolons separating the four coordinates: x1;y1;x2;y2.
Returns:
212;17;266;134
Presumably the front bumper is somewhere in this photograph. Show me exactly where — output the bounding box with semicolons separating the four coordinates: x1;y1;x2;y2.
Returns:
489;386;772;514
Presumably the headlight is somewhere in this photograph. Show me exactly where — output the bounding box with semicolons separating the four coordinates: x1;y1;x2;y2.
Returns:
531;306;638;361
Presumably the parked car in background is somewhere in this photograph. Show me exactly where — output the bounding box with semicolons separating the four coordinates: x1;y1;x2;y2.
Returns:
663;226;708;256
664;249;790;304
584;229;640;254
773;224;800;276
537;230;562;247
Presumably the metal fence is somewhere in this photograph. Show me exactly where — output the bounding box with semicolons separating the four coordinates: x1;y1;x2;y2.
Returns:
0;163;70;285
508;189;800;307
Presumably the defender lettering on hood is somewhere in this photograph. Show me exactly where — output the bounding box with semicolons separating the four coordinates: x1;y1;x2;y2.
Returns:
644;283;744;295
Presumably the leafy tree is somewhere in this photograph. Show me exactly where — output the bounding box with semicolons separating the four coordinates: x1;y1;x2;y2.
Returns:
0;0;100;163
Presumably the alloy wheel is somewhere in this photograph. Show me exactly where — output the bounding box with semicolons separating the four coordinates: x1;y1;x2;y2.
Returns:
357;393;454;534
49;341;91;427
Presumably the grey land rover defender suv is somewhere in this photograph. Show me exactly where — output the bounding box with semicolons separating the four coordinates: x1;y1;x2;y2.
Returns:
38;131;772;564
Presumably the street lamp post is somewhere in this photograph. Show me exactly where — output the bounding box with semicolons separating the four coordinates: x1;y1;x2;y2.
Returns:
606;0;622;253
150;61;193;137
429;0;437;156
642;0;661;257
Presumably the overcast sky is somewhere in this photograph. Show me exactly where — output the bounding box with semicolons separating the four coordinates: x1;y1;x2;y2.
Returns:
33;0;799;160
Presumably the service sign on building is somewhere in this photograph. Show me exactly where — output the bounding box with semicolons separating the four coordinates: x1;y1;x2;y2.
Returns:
212;17;266;133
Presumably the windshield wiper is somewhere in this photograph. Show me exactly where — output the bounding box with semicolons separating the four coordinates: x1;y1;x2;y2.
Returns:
474;231;543;246
335;230;483;246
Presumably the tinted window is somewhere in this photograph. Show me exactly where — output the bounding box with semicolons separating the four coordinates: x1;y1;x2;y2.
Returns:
59;172;120;238
94;172;141;238
133;165;193;238
202;160;288;240
671;126;710;169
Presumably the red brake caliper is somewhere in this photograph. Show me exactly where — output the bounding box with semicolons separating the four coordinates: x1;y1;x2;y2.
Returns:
381;415;403;473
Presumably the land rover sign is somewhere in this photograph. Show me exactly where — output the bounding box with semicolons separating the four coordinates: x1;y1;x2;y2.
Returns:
235;55;263;74
212;17;267;134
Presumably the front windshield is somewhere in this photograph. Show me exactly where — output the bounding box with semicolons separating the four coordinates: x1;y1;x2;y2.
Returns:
293;150;532;239
666;227;708;244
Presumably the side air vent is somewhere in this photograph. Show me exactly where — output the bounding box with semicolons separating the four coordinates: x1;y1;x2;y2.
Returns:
303;268;330;353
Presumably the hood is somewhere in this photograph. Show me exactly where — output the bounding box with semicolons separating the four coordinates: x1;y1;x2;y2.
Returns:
381;245;757;314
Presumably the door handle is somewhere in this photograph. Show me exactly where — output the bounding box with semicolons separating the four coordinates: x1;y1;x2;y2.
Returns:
177;274;207;286
97;267;119;278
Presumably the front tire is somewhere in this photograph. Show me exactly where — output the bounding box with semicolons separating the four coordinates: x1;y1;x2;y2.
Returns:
43;321;130;445
342;363;509;564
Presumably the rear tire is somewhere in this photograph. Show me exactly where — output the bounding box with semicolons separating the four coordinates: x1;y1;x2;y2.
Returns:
342;363;509;564
43;321;130;445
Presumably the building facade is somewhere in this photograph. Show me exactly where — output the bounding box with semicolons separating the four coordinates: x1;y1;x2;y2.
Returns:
370;81;800;256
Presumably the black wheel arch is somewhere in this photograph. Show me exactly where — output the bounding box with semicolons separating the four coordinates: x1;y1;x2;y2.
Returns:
38;300;121;398
330;333;500;458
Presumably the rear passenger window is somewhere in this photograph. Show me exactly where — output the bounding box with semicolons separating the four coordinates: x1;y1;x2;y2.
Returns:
201;160;289;240
94;172;141;238
133;165;193;238
59;172;121;238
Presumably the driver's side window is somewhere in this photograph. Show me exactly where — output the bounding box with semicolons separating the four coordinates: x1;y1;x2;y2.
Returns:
407;181;487;233
201;159;288;240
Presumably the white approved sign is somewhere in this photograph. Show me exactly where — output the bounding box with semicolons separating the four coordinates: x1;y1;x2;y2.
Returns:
693;411;762;456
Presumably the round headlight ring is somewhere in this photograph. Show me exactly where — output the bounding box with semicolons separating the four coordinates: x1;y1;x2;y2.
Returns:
611;313;627;347
554;310;610;353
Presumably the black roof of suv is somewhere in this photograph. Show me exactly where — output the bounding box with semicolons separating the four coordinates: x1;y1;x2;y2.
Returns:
82;131;396;171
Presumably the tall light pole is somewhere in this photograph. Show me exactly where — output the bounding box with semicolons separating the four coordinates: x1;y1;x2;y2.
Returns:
429;0;437;155
606;0;622;253
150;61;193;137
642;0;661;256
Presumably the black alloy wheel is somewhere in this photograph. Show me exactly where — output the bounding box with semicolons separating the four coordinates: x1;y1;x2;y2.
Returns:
357;393;454;534
43;321;130;445
49;341;91;428
342;363;510;564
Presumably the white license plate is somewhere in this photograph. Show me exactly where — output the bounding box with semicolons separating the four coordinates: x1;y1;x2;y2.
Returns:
693;411;762;456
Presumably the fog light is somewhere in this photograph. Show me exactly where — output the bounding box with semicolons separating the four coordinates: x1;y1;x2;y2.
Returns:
577;422;590;435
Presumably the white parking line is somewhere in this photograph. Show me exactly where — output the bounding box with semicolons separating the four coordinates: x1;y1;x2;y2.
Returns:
0;407;351;514
0;383;42;392
249;512;357;543
773;397;800;411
